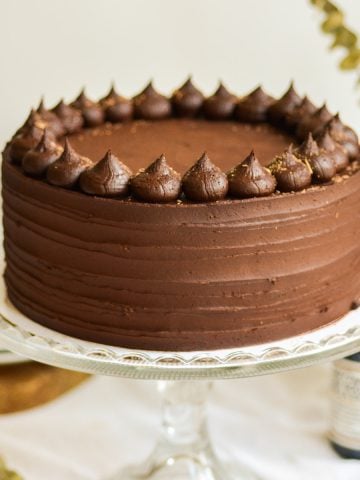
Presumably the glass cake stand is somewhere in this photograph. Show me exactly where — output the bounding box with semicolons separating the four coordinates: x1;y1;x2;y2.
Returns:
0;280;360;479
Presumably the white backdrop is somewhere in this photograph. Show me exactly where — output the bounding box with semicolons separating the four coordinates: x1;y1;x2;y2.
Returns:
1;2;360;478
1;0;359;146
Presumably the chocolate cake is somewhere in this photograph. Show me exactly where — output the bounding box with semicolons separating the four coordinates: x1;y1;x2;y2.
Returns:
2;79;360;351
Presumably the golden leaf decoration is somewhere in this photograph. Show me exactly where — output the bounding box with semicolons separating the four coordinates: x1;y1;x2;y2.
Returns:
321;12;344;33
0;458;22;480
310;0;360;93
331;27;357;49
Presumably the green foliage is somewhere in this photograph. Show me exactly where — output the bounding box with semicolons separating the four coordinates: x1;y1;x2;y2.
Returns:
310;0;360;88
0;459;22;480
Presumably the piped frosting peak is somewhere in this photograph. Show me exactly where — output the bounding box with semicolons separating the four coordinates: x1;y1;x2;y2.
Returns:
182;152;229;201
71;89;105;127
268;82;302;125
235;86;274;123
9;120;46;163
269;147;312;192
325;114;359;159
100;84;133;122
131;154;181;203
203;82;237;120
297;133;319;158
317;127;349;172
52;99;84;133
46;138;91;188
36;98;66;137
80;150;132;196
228;150;276;197
172;77;204;117
22;129;61;176
133;82;171;120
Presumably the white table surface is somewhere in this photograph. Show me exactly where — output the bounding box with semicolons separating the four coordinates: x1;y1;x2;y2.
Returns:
0;363;359;480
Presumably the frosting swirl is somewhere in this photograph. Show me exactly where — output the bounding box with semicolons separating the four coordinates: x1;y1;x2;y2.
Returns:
71;89;105;127
269;148;312;192
316;128;349;172
15;109;47;136
228;150;276;197
133;82;171;120
46;138;91;188
296;133;336;182
130;154;181;203
80;150;132;196
310;152;337;183
296;103;333;140
325;114;359;160
296;132;319;158
22;130;62;177
37;99;65;137
100;85;133;123
235;86;274;123
52;100;84;134
171;77;204;117
182;152;228;201
9;123;45;163
203;83;237;120
267;82;302;125
284;96;317;131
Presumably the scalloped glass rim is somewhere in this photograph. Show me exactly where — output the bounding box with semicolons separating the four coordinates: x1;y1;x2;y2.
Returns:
0;276;360;380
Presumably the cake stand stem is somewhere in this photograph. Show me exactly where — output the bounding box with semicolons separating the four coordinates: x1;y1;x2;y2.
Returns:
117;380;258;480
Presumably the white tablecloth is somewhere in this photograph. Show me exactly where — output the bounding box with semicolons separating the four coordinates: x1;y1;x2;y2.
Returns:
0;363;359;480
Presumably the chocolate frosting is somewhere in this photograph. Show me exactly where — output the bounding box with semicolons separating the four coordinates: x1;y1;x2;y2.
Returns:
100;84;117;105
22;130;62;177
71;89;105;127
296;133;336;182
9;124;45;163
46;138;91;188
269;148;312;192
171;77;204;118
37;99;65;137
235;86;274;123
80;150;132;196
284;96;317;131
100;85;133;123
182;152;228;201
52;100;84;134
310;152;337;183
130;154;181;203
3;157;360;351
15;109;47;136
133;82;172;120
296;133;319;158
228;150;276;197
3;81;360;352
202;83;237;120
325;114;360;160
296;104;333;140
317;128;349;172
267;82;302;125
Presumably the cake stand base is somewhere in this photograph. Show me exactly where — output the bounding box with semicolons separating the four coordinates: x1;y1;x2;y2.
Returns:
114;381;256;480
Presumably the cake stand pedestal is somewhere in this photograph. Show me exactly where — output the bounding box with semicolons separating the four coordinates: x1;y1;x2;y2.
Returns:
0;290;360;479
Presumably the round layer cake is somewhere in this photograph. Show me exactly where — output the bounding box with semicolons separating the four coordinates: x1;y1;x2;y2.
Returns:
2;80;360;351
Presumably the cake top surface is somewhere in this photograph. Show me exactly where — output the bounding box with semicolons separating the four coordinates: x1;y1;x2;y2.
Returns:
69;119;293;174
3;79;360;204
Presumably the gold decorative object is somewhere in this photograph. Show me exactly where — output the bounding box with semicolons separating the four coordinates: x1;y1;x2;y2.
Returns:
310;0;360;91
0;362;89;414
0;458;22;480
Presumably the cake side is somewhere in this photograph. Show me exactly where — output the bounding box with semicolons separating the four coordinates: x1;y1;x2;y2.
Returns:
2;80;360;351
3;160;360;351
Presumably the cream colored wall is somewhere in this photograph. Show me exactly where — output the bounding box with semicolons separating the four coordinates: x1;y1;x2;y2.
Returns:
1;0;359;144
